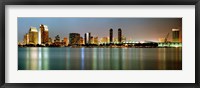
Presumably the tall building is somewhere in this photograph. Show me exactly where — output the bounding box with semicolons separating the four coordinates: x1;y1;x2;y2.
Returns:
63;37;68;46
69;33;80;45
100;37;108;43
23;33;29;45
54;35;60;43
90;36;98;44
122;35;126;43
114;37;118;43
48;37;52;44
84;32;91;45
40;24;49;44
109;28;113;43
94;37;98;44
118;28;122;43
29;27;38;45
79;37;84;45
172;29;180;42
90;36;93;44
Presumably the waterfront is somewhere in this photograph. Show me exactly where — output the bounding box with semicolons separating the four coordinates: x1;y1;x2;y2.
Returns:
18;47;182;70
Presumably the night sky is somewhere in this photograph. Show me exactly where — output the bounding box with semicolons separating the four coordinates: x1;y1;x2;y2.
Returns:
18;18;181;42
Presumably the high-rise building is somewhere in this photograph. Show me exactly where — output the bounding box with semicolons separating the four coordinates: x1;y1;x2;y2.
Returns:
100;37;108;43
94;37;98;44
63;37;68;46
172;29;180;42
109;28;113;43
48;37;52;44
79;37;84;45
54;35;60;43
90;36;98;44
69;33;80;45
122;35;126;43
118;28;122;43
90;36;93;44
84;32;91;45
53;35;61;46
40;24;49;44
23;33;29;45
114;37;118;43
29;27;38;45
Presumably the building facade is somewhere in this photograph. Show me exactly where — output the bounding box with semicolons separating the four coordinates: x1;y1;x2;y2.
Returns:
100;37;108;44
63;37;69;46
172;29;180;42
69;33;80;45
84;32;91;45
23;33;29;45
118;28;122;43
40;24;49;44
109;28;113;43
29;27;38;45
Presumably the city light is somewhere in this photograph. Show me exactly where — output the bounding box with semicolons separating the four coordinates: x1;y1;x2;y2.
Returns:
19;24;182;48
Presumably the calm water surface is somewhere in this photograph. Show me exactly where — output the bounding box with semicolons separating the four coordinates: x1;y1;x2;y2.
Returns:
18;47;182;70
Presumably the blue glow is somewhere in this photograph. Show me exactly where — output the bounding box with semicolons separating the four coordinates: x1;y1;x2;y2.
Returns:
81;48;85;70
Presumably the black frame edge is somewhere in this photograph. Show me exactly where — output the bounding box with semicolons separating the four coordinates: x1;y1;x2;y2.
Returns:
0;0;5;88
195;1;200;87
1;0;200;5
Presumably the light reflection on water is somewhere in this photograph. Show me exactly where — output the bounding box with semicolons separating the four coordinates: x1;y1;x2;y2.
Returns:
18;47;182;70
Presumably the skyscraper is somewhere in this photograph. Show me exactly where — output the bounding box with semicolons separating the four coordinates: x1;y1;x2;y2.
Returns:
79;37;84;45
29;27;38;45
84;32;91;45
100;37;108;43
69;33;80;45
63;37;68;46
40;24;49;44
172;29;180;42
48;37;52;44
109;28;113;43
122;35;126;43
118;28;122;43
54;35;60;43
23;33;29;45
93;37;98;44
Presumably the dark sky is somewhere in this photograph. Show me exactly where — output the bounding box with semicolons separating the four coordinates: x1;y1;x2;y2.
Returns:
18;18;181;42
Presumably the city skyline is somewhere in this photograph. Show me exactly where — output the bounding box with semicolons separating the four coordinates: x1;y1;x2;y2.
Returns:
18;18;182;42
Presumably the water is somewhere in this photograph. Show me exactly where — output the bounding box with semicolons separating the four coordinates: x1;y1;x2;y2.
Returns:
18;47;182;70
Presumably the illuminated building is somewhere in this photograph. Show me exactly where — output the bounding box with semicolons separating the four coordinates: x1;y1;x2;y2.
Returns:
63;37;69;46
84;32;91;45
122;35;126;43
29;27;38;45
90;36;94;44
40;24;49;44
79;37;84;45
109;28;113;43
118;28;122;43
114;37;118;43
69;33;80;45
53;35;61;46
100;37;108;43
54;35;60;43
48;37;52;44
23;33;29;45
158;38;165;42
172;29;180;42
94;37;98;44
91;36;98;44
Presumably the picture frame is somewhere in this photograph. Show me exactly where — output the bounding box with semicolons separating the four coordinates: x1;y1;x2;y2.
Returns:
0;0;199;88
